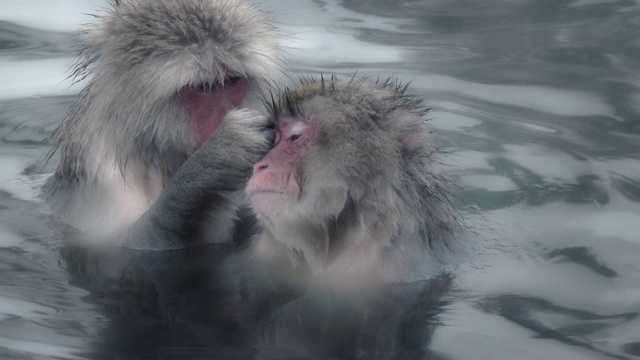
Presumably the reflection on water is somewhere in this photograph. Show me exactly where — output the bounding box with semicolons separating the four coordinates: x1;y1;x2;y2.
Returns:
59;241;452;359
1;0;640;359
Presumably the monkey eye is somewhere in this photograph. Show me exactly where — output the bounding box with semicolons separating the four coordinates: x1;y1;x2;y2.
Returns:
225;76;242;87
193;76;243;92
195;81;219;92
289;134;301;142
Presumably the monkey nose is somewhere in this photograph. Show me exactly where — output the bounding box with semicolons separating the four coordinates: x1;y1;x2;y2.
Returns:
254;162;269;173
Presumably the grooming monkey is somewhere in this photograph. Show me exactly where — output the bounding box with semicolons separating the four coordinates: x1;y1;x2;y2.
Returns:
246;77;459;278
43;0;284;243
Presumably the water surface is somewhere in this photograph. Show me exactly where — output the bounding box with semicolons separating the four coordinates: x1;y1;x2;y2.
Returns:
1;0;639;359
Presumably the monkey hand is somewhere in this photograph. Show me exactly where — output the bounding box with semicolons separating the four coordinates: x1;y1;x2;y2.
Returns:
171;108;274;193
121;109;273;250
202;108;274;185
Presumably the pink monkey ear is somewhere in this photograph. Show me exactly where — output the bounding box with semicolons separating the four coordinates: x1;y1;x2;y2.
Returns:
384;111;433;153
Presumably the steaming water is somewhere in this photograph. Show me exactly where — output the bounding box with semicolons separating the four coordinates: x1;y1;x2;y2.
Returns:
1;0;639;359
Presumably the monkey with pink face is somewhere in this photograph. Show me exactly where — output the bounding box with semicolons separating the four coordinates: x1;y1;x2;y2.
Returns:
43;0;283;247
246;77;459;279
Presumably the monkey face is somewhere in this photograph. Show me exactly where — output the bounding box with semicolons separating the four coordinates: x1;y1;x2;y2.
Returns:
247;117;317;216
246;111;392;226
43;0;286;233
86;0;284;149
246;114;352;222
248;77;426;228
179;76;250;148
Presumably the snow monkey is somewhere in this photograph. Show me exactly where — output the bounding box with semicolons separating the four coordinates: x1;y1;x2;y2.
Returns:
247;77;459;278
42;0;285;242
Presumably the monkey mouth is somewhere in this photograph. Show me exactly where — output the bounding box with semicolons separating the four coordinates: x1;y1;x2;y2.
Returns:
247;189;288;196
247;188;294;213
180;75;250;148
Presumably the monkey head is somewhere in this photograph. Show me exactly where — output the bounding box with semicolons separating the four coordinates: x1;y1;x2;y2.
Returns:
43;0;286;234
247;78;410;222
74;0;284;151
246;77;456;274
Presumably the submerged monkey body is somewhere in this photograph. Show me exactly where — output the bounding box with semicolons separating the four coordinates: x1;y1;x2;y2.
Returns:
247;77;459;278
43;0;284;236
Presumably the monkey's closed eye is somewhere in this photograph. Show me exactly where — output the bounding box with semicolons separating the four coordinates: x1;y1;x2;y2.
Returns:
195;81;219;92
194;76;243;92
225;76;242;87
289;134;301;142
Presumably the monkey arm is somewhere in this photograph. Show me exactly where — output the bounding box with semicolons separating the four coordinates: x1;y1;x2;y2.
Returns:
120;109;273;250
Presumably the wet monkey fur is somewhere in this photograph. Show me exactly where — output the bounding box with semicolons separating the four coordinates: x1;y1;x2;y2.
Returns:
42;0;284;242
247;77;459;279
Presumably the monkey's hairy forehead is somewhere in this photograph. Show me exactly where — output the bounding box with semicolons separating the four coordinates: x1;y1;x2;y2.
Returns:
273;92;389;135
271;77;416;120
269;76;434;146
283;97;401;161
277;79;387;106
98;0;277;57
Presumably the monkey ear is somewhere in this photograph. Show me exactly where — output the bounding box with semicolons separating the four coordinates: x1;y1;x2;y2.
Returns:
383;110;432;155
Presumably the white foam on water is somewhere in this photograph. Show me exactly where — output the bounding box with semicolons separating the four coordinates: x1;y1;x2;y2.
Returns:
449;150;494;171
600;159;640;187
0;337;83;360
460;174;520;192
502;143;589;182
516;122;558;134
414;75;615;118
431;112;482;131
0;0;102;32
459;202;640;314
0;226;23;248
0;296;56;320
0;58;83;100
569;0;618;6
567;211;640;244
284;26;403;64
261;0;407;32
0;154;44;202
264;0;405;64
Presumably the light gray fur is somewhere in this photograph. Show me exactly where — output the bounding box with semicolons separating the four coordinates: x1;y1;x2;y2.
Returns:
42;0;285;236
254;77;459;280
123;109;272;250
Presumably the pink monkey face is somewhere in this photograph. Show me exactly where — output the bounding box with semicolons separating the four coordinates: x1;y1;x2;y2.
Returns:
246;117;318;215
179;75;250;148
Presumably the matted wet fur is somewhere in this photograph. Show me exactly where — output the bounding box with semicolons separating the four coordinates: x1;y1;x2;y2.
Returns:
42;0;285;237
249;76;460;280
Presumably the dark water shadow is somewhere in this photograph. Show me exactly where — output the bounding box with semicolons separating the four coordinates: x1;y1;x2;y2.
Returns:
61;232;454;360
